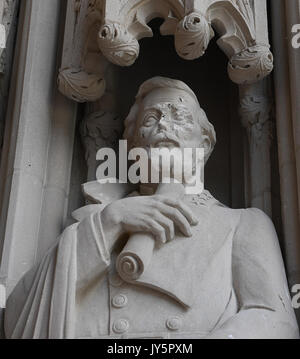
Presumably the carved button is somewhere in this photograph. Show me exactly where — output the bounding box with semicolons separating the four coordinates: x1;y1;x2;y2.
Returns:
166;316;182;331
112;294;128;308
109;273;123;287
113;319;129;334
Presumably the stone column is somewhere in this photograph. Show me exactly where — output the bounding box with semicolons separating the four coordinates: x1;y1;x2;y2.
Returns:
0;0;77;300
284;0;300;214
239;80;273;216
0;0;19;159
0;2;19;328
271;0;300;321
0;1;6;50
57;0;124;184
81;65;123;183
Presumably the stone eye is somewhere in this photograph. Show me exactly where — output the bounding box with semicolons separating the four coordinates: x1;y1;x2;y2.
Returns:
143;114;158;127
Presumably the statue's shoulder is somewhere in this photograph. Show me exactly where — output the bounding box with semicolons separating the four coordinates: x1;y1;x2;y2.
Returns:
238;207;275;229
231;207;279;251
194;194;280;259
209;199;276;238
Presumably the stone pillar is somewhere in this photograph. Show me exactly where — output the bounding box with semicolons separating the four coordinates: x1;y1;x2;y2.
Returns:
284;0;300;214
57;1;124;183
0;0;77;300
271;0;300;321
239;80;273;216
0;0;19;158
81;65;123;183
0;1;6;50
0;0;20;337
81;109;123;183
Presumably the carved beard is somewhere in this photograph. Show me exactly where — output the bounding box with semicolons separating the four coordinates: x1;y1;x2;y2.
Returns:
142;145;199;185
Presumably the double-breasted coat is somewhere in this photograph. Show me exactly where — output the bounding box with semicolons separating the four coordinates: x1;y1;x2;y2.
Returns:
4;184;299;339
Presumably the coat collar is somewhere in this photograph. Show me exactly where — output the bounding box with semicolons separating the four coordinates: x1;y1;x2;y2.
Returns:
81;180;220;207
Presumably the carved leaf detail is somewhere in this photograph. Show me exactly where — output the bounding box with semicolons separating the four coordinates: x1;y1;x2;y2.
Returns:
240;93;273;146
175;11;214;60
81;111;123;163
58;68;106;103
228;45;273;85
87;0;103;21
230;0;255;31
59;0;274;94
98;23;140;67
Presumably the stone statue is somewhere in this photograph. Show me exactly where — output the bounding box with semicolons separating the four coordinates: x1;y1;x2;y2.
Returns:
4;77;299;339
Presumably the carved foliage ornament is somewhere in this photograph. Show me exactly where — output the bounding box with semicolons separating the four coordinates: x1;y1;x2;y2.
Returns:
59;0;274;103
98;1;215;66
97;0;273;85
58;0;107;103
228;45;273;85
174;11;214;60
98;23;140;67
239;94;273;146
58;68;106;103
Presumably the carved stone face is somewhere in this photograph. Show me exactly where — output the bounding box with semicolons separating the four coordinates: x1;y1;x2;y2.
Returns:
134;87;210;154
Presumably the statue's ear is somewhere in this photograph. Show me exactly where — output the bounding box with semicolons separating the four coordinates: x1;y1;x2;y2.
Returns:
201;135;212;160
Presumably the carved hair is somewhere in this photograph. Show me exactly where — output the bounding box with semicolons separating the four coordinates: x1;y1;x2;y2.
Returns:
123;77;216;163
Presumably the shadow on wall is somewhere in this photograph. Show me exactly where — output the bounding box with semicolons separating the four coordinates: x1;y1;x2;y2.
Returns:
114;18;244;208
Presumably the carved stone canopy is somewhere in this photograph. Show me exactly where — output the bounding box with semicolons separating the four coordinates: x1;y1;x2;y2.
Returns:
59;0;274;103
98;0;273;82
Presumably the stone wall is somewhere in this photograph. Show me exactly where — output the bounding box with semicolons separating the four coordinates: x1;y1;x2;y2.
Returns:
0;0;299;337
0;0;19;158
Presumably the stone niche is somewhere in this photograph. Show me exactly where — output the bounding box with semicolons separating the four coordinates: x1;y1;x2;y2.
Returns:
0;0;283;326
99;19;244;208
1;0;300;339
61;0;274;216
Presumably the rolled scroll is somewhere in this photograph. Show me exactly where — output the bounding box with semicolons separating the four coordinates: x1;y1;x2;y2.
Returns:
116;182;185;281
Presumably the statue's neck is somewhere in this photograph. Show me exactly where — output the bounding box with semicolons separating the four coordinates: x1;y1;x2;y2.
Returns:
139;183;158;195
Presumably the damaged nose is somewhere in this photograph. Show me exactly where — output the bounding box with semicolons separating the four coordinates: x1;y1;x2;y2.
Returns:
158;113;172;131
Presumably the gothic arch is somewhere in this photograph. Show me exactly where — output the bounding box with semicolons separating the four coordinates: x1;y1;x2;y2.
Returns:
58;0;273;103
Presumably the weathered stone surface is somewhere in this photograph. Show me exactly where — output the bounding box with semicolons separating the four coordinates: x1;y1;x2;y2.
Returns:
58;0;274;104
0;0;19;158
4;78;299;339
0;0;299;341
271;0;300;322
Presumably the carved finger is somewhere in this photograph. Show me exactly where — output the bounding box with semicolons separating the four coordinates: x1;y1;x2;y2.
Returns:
145;219;167;244
156;203;192;237
177;201;199;225
160;197;198;225
152;211;175;242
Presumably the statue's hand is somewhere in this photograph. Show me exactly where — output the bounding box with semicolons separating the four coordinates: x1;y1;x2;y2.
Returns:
101;195;198;251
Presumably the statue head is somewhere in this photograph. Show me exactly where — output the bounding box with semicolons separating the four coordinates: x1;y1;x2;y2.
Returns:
123;77;216;164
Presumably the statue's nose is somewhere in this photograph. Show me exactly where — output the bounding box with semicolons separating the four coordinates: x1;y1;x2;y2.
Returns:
158;114;171;131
